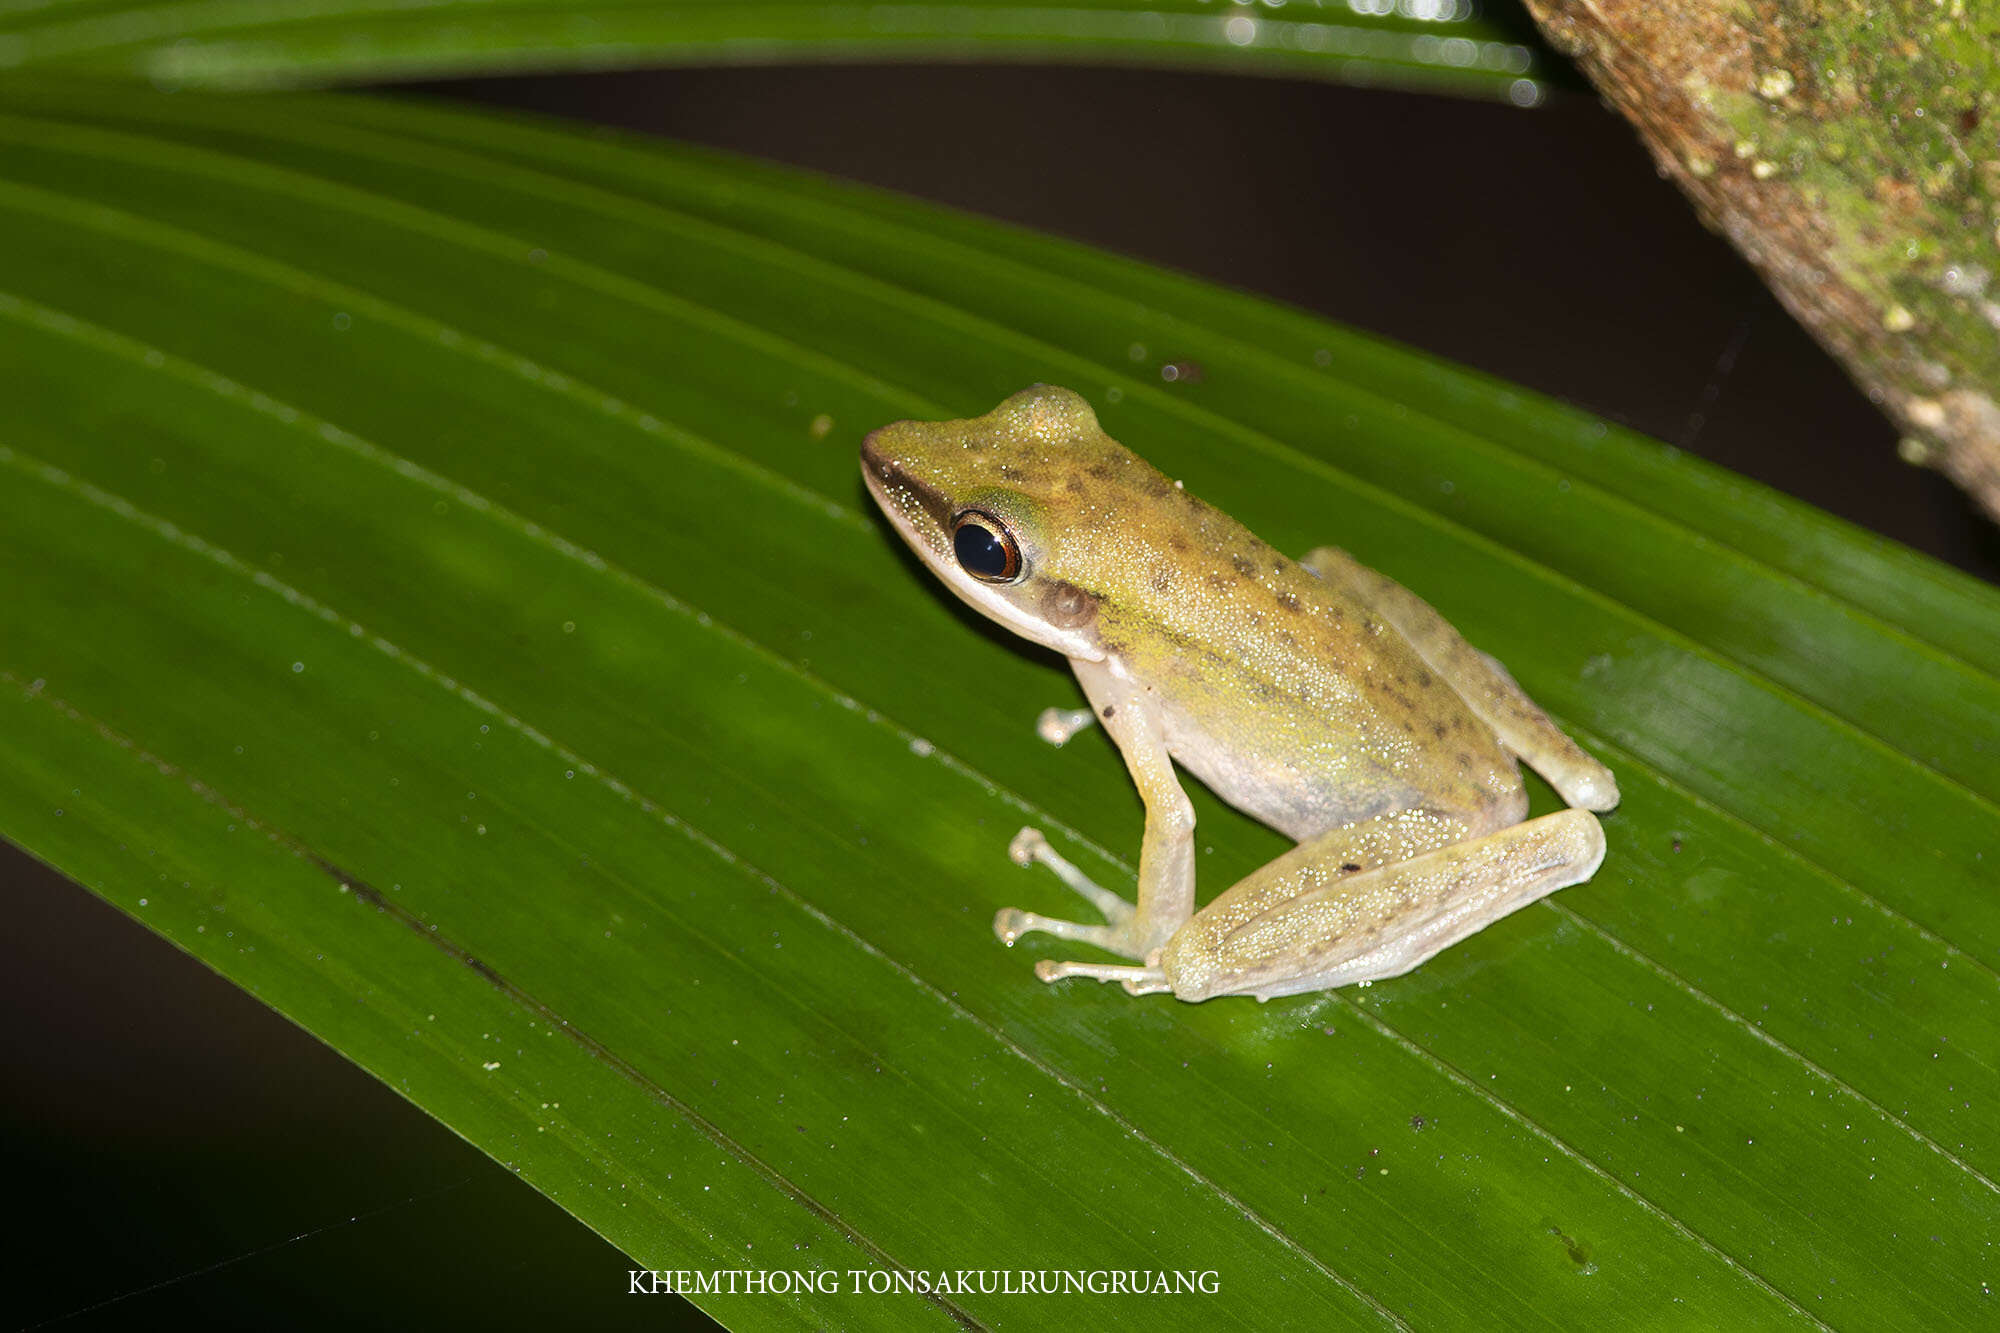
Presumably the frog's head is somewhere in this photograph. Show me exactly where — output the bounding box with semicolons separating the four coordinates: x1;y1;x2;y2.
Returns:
860;384;1118;661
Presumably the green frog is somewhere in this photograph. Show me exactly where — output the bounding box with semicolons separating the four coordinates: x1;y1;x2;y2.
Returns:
860;385;1617;1002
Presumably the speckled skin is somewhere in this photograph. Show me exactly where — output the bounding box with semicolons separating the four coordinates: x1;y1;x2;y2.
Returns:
862;385;1618;1001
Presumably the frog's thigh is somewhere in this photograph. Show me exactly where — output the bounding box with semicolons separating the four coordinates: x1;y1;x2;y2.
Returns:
1159;808;1605;1002
1299;546;1618;812
1037;806;1467;995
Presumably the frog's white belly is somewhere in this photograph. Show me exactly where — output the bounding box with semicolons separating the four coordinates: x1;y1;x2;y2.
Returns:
1157;704;1425;842
1154;687;1526;843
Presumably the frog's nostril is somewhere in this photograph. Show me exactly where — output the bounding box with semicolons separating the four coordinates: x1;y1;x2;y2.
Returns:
859;433;900;481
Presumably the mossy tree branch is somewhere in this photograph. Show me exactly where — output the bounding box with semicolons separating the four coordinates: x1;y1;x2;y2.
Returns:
1522;0;2000;520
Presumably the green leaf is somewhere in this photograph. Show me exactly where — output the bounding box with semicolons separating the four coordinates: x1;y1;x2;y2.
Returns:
4;75;1998;1327
0;0;1552;101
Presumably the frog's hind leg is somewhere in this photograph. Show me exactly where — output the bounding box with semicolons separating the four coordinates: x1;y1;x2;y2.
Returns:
1157;808;1606;1002
1298;546;1618;812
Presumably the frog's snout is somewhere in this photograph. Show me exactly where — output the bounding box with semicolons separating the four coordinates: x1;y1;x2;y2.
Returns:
860;429;953;544
858;427;910;508
857;427;896;480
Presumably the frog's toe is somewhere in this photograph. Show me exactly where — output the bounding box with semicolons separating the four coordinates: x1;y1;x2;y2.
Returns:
1035;958;1172;996
993;907;1137;956
1006;826;1050;867
1034;706;1097;747
1007;827;1135;924
993;906;1035;945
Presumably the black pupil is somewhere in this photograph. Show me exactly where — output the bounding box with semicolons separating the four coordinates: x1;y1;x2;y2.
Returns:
954;519;1011;579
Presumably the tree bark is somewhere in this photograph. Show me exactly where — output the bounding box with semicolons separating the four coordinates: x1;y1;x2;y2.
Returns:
1520;0;2000;521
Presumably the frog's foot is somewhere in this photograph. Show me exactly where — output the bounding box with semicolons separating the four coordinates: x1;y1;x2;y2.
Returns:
993;826;1144;959
1035;959;1172;997
1035;706;1097;747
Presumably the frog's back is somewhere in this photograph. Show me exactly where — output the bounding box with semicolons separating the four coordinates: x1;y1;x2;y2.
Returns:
1089;496;1523;842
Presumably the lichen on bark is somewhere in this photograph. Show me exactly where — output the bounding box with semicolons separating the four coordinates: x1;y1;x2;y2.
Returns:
1520;0;2000;520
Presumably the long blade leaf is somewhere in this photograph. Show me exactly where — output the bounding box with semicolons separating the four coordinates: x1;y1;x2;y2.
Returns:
0;0;1553;100
4;77;1997;1326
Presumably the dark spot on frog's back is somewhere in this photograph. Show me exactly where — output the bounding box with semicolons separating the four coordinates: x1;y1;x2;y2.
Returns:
1276;590;1301;614
1230;554;1258;579
998;464;1024;482
1088;462;1116;481
1167;531;1190;553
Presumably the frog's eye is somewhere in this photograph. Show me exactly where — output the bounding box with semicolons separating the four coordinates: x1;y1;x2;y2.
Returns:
951;509;1022;583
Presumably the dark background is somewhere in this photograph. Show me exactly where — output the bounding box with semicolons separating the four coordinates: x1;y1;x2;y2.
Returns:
9;56;1997;1330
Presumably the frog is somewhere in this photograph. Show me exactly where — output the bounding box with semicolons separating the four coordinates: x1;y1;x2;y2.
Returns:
859;384;1618;1002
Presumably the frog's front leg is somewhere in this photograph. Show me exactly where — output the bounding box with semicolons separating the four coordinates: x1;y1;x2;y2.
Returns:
995;657;1196;964
1123;807;1606;1002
